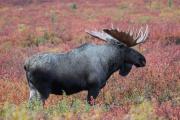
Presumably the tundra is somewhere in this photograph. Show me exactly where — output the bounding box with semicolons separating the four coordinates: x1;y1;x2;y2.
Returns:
24;25;149;105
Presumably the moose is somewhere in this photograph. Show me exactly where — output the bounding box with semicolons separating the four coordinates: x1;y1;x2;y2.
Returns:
24;25;149;105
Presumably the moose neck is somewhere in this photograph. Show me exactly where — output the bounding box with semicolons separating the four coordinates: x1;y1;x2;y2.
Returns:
102;44;125;77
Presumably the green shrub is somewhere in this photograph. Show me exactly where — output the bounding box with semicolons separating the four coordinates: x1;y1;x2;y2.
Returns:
124;100;159;120
56;99;69;113
50;10;58;24
69;3;77;10
158;89;172;103
0;102;35;120
149;1;162;10
124;89;144;104
35;35;48;46
137;16;151;24
84;102;91;112
18;24;27;32
71;99;82;113
168;0;173;8
27;98;43;111
23;31;59;47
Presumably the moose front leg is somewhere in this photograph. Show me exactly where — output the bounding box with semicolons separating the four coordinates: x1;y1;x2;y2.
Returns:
87;87;100;105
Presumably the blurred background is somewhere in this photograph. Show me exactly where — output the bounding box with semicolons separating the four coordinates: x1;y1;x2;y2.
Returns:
0;0;179;119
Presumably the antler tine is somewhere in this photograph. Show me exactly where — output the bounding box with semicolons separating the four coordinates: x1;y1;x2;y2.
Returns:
135;27;143;40
136;25;149;43
129;27;134;36
135;28;140;39
132;27;140;42
126;27;130;34
133;28;138;40
111;23;114;30
142;25;149;42
141;25;149;42
117;28;120;31
136;28;145;43
140;26;147;43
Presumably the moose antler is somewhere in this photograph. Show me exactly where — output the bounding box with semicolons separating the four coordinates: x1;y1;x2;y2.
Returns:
86;25;149;47
85;29;120;44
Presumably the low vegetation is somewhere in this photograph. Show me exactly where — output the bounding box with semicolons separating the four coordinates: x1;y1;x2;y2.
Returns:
0;0;180;119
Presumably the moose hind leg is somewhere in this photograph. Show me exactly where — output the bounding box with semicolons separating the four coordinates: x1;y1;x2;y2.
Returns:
28;82;47;106
28;82;39;102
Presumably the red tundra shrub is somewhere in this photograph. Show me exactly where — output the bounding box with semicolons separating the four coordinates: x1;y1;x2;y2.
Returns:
154;100;180;120
0;1;180;119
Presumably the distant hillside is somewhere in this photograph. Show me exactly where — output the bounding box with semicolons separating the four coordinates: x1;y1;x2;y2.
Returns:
0;0;180;6
0;0;53;5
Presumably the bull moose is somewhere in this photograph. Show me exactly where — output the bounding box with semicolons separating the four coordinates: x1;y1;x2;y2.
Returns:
24;25;149;105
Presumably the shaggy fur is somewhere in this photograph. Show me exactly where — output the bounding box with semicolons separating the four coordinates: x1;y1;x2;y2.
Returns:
24;43;146;104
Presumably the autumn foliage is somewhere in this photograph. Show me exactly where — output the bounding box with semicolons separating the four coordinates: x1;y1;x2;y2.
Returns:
0;0;180;119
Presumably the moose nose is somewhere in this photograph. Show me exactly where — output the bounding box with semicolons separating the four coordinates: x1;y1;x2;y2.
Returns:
142;60;146;66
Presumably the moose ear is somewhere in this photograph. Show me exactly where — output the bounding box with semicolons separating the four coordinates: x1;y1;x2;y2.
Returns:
119;63;133;76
